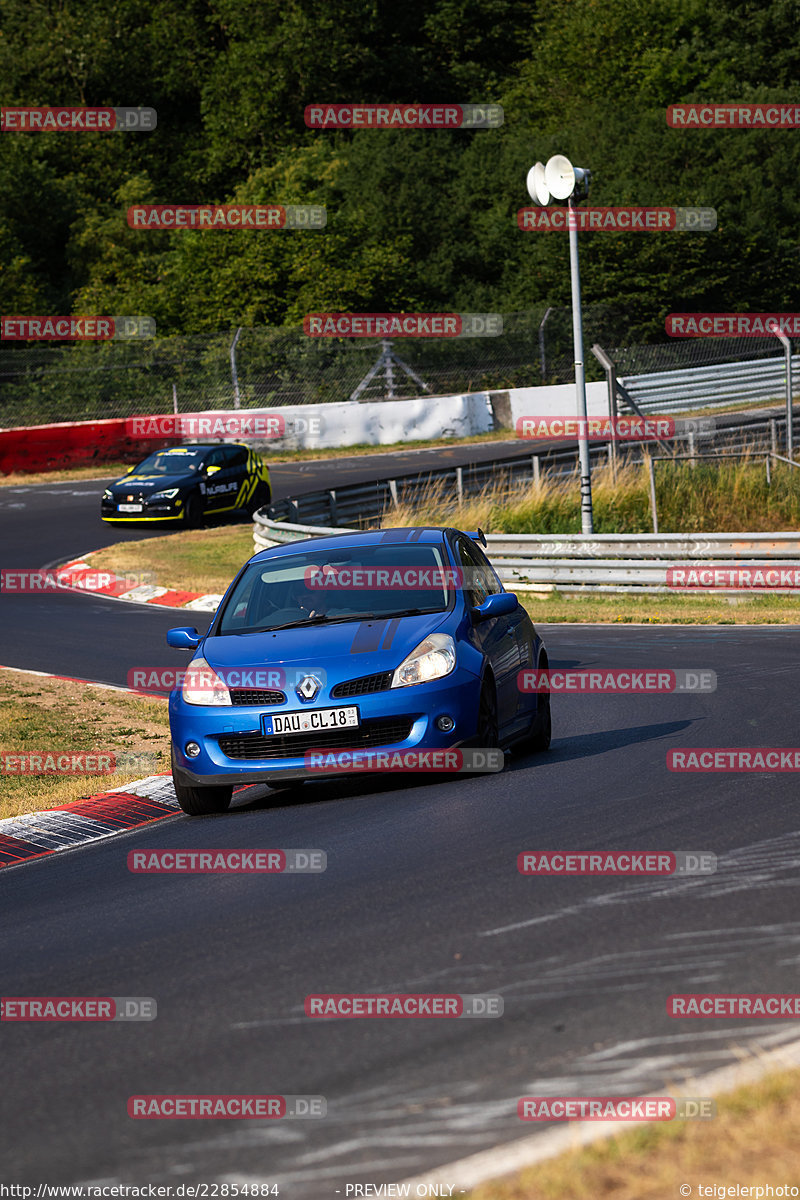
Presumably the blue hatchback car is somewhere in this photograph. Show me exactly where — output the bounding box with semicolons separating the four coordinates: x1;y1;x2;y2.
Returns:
167;527;551;814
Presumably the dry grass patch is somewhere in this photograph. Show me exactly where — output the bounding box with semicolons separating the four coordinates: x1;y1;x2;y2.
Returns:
0;668;169;819
89;524;255;595
465;1066;800;1199
385;454;800;534
0;462;131;486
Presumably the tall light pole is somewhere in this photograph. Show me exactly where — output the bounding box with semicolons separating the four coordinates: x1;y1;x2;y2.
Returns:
527;155;594;534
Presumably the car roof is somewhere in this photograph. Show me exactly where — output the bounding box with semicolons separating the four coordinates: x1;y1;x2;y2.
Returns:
250;527;451;563
143;442;249;452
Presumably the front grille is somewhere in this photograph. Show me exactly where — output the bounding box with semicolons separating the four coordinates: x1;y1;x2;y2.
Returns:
230;689;286;706
331;671;393;698
217;716;415;760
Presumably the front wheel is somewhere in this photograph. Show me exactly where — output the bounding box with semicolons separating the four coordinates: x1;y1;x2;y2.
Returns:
476;677;499;748
182;492;203;528
171;748;232;815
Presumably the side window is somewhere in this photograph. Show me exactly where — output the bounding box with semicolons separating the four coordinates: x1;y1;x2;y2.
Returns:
472;543;503;596
455;538;490;606
205;447;225;469
224;446;248;468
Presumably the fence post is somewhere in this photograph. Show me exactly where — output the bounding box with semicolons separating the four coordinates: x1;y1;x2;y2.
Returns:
388;479;399;508
531;455;541;484
456;467;463;504
766;455;771;486
328;489;338;525
687;431;696;468
648;457;658;534
771;419;778;457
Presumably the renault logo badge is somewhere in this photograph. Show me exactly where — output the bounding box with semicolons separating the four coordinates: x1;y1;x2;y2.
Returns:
296;675;321;702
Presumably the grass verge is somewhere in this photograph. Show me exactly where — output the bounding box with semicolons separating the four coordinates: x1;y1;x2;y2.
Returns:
519;590;800;624
0;668;169;820
89;524;255;595
0;462;132;486
464;1065;800;1199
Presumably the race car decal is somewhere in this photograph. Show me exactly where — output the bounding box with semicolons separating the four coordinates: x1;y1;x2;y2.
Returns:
350;618;402;654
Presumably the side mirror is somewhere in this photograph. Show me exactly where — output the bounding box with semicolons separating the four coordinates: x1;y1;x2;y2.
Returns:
167;626;202;650
473;592;518;622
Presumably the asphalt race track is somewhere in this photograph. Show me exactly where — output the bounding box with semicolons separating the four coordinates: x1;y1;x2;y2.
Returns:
2;459;800;1194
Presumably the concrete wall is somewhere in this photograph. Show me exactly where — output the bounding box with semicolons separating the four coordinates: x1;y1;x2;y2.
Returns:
0;382;609;473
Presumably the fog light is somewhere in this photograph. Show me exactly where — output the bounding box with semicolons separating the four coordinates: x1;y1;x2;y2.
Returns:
185;741;201;758
436;715;455;732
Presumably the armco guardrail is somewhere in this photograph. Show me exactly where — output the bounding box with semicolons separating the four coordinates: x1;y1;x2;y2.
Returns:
619;355;800;414
252;516;800;594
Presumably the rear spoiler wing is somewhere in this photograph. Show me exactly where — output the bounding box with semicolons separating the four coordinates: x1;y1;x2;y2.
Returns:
465;528;487;547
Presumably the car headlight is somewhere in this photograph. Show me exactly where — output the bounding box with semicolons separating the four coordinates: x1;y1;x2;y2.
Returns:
102;489;113;500
391;633;456;688
182;658;232;706
149;488;180;502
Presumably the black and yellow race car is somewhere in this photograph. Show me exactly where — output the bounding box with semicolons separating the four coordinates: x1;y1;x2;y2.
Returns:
100;443;271;526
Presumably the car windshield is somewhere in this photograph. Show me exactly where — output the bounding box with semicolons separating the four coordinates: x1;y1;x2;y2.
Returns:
129;448;206;476
216;543;454;634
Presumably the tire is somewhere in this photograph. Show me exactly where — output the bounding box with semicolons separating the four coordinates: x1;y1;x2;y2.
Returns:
527;690;552;752
476;676;499;748
182;492;203;528
171;748;232;815
521;656;552;752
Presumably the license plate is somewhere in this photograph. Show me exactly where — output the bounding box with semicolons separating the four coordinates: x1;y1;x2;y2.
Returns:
118;503;143;512
262;706;359;736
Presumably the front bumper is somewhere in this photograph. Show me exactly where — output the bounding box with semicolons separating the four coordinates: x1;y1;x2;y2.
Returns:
101;497;185;523
169;669;482;787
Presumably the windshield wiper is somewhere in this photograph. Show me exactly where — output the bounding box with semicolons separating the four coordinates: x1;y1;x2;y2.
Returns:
261;612;380;631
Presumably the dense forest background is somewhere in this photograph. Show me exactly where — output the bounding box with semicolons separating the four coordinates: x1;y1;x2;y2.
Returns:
1;0;800;345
